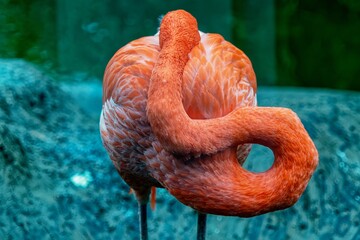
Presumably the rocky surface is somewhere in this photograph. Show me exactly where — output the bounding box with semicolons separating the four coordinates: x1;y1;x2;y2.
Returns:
0;59;359;239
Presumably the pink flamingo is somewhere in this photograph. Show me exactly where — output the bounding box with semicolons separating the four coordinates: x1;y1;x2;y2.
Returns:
100;10;318;240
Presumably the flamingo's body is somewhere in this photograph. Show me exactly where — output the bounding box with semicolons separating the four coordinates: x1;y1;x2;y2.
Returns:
100;33;257;204
100;10;318;239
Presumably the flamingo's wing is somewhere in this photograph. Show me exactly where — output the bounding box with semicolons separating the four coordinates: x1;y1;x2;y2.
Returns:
182;33;257;164
182;33;257;119
100;36;161;191
103;36;160;104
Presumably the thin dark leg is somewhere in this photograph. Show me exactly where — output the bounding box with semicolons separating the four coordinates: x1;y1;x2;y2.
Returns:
138;203;148;240
197;212;207;240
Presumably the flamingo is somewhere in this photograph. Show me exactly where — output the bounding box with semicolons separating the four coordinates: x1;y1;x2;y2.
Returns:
100;10;318;240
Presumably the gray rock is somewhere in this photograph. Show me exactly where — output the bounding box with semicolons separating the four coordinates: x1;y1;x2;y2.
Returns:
0;59;359;239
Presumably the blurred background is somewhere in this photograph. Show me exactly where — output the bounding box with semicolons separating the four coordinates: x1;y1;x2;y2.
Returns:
0;0;359;90
1;0;360;240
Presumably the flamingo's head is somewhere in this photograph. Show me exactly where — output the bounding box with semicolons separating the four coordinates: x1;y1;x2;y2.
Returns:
159;10;200;52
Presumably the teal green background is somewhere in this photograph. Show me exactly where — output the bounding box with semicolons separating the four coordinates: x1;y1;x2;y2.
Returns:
0;0;359;90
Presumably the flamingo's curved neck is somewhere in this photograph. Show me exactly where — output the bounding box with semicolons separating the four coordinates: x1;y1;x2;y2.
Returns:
147;10;199;154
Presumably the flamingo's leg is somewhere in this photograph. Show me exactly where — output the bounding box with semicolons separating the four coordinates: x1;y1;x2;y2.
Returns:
197;212;207;240
138;202;148;240
134;188;150;240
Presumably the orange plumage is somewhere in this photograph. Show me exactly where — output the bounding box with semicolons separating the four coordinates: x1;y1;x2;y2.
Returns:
100;9;318;221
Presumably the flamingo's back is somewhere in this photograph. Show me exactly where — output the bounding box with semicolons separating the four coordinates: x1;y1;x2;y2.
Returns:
183;33;256;119
100;33;257;195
